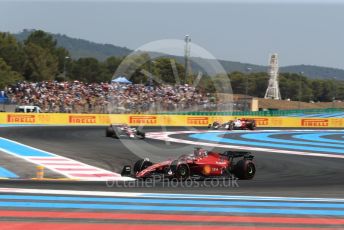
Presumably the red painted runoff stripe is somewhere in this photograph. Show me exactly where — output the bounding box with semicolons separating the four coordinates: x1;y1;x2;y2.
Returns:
69;173;117;177
53;168;99;171
28;158;69;161
42;163;83;166
0;210;343;225
0;222;336;230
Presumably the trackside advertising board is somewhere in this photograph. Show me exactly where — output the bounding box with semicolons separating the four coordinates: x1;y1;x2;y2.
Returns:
0;113;343;127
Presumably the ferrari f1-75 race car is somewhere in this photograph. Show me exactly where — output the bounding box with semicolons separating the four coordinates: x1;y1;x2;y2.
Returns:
121;148;255;180
106;124;145;139
208;118;256;130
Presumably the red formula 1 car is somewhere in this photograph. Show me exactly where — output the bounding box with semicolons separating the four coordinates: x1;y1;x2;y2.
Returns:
208;118;256;130
106;124;145;139
121;148;255;180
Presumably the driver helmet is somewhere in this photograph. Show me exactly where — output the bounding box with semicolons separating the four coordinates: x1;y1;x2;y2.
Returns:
194;148;207;157
199;149;208;157
194;147;201;156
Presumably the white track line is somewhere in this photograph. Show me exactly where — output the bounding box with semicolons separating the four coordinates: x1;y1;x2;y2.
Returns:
146;130;344;159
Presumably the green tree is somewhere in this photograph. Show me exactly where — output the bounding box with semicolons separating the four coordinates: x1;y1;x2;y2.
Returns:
70;57;110;83
228;71;245;94
198;75;215;93
23;30;69;80
212;74;231;93
24;30;57;52
320;80;334;102
336;82;344;100
0;32;25;74
250;73;269;98
105;56;122;75
311;80;324;102
115;52;151;83
0;58;23;89
155;58;175;84
24;43;59;81
55;47;70;74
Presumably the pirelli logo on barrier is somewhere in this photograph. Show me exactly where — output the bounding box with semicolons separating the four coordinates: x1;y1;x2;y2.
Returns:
212;117;226;123
187;117;209;125
7;114;35;123
129;116;157;124
331;118;343;127
69;115;96;124
246;117;269;126
301;118;329;127
160;116;172;125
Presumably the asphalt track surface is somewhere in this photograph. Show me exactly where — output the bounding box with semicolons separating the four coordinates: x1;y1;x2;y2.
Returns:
1;126;344;229
0;126;344;198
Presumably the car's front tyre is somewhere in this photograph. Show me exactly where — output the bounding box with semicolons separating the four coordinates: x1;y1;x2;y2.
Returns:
176;164;190;180
106;126;114;137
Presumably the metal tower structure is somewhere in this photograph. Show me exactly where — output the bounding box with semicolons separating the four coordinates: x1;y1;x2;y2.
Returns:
184;35;191;84
264;53;281;100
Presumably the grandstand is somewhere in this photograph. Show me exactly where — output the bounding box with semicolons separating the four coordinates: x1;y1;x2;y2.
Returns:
2;81;343;117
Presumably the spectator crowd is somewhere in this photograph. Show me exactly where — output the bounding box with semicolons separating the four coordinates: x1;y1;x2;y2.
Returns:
4;81;219;113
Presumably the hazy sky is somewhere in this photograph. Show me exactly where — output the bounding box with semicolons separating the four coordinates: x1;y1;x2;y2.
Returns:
1;1;344;69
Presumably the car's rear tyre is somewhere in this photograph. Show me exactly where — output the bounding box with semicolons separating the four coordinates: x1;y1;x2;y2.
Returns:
247;121;256;130
133;159;152;174
176;164;190;180
233;160;255;180
106;127;114;137
136;130;145;139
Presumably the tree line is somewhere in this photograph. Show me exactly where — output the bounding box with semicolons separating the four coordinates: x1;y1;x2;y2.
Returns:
0;30;343;102
229;72;343;102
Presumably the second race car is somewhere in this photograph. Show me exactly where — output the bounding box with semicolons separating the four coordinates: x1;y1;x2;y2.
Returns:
121;148;255;180
208;118;256;130
106;124;145;139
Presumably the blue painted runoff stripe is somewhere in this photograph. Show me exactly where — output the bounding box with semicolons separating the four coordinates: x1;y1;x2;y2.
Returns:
190;132;344;154
285;112;344;118
0;201;344;215
316;112;344;118
0;167;18;178
1;195;344;209
139;193;344;202
241;132;344;148
293;133;344;144
0;137;53;157
303;113;340;118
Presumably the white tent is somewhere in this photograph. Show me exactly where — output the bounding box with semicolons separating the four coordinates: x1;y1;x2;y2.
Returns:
111;76;132;84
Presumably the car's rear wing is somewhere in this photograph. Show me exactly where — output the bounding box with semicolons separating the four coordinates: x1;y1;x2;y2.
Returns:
222;151;254;160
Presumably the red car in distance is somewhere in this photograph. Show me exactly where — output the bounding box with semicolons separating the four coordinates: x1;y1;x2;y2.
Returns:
121;148;255;180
